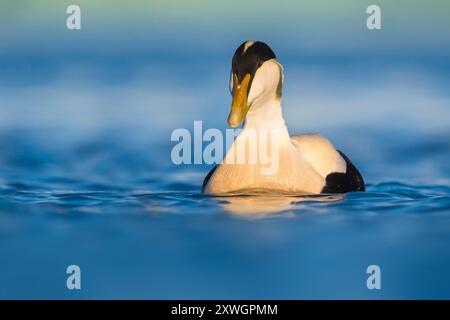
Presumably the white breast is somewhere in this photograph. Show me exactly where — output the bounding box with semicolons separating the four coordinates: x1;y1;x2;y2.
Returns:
203;130;327;195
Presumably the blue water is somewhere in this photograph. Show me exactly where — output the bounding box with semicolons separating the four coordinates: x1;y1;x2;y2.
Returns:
1;55;450;299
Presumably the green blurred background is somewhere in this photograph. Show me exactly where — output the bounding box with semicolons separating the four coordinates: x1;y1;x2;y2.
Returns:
2;0;449;55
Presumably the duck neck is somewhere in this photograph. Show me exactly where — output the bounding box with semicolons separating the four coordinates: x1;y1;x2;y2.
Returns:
243;97;289;137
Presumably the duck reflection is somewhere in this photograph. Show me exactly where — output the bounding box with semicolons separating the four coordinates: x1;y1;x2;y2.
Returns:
215;192;344;219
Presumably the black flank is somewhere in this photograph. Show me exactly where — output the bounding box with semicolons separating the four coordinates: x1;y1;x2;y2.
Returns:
201;165;218;193
321;151;365;193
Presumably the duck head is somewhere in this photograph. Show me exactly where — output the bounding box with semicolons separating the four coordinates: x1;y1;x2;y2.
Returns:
228;41;284;128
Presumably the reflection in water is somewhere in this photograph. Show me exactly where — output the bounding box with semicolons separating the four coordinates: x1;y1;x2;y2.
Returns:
215;193;344;219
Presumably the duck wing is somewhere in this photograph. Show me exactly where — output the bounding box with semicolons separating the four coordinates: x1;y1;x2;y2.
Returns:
291;134;365;193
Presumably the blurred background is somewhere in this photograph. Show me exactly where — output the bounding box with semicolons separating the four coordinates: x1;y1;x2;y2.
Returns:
1;0;450;181
0;0;449;299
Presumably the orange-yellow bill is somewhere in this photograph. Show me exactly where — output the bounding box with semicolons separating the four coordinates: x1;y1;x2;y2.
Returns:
228;73;251;128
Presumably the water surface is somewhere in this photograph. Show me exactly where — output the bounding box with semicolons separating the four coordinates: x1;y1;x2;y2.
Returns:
0;56;450;299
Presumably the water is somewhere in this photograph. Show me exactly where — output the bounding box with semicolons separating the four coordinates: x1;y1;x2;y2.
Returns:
1;55;450;299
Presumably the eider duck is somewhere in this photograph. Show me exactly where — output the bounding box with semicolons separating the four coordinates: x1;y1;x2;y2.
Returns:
202;41;365;195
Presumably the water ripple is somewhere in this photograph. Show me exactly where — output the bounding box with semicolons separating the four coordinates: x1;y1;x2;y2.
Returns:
1;179;449;219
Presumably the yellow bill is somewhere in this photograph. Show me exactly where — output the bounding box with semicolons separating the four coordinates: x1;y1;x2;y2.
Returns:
228;73;251;128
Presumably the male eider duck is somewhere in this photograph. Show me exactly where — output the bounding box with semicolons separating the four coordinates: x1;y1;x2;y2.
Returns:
202;41;365;195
